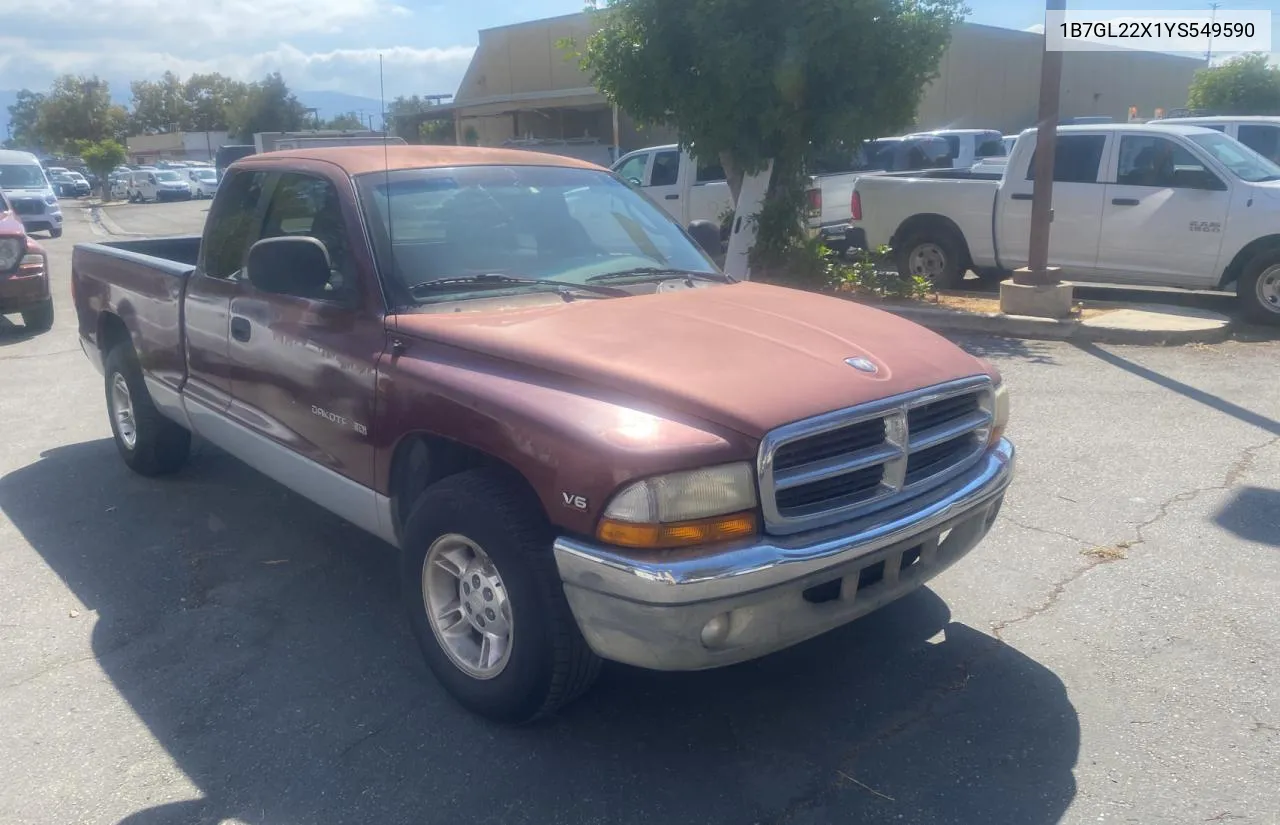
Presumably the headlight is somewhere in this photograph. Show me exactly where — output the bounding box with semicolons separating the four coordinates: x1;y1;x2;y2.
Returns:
596;462;759;549
19;253;46;275
988;380;1009;447
0;237;24;270
44;194;57;205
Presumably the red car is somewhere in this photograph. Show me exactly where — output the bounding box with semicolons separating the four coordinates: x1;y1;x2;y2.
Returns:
0;190;53;332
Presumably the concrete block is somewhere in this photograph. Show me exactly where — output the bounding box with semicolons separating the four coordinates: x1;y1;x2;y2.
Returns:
1000;274;1074;319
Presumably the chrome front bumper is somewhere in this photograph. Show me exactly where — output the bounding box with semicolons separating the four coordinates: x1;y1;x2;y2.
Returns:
553;439;1014;671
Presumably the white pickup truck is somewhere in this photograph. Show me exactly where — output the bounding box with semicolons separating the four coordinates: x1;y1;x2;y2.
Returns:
852;123;1280;323
611;145;734;229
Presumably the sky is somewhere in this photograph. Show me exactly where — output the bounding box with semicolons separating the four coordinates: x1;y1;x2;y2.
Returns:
0;0;1274;103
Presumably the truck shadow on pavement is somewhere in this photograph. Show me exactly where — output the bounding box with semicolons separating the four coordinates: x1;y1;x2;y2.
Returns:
1;439;1081;825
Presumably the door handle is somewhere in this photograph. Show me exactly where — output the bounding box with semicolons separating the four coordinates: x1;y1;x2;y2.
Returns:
1111;198;1140;206
1011;193;1033;201
230;316;251;342
665;194;679;200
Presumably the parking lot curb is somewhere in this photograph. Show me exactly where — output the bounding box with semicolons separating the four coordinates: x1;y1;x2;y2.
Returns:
86;204;139;237
867;302;1235;346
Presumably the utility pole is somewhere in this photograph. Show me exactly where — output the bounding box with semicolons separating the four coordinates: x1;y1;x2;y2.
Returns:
1206;2;1221;66
1001;0;1074;317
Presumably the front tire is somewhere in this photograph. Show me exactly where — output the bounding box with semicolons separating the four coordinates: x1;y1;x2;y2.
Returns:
896;228;965;289
103;343;191;476
21;299;54;332
49;227;63;239
400;469;601;723
1238;250;1280;326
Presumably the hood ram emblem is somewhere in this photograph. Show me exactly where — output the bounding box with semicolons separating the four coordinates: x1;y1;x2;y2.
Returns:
845;357;878;374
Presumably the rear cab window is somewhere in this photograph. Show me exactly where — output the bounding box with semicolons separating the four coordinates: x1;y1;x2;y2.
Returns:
1237;124;1280;164
202;170;270;279
1024;134;1107;183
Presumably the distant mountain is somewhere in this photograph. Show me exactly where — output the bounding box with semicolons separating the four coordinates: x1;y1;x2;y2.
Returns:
296;91;389;129
1;88;389;145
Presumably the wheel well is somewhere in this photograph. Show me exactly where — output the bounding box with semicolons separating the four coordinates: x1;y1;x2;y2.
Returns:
892;214;974;272
1219;235;1280;290
387;433;546;539
98;312;130;356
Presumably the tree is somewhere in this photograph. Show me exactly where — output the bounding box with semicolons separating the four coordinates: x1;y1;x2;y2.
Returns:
35;75;128;152
184;73;249;133
387;95;443;139
322;111;368;130
420;118;455;145
130;71;192;133
577;0;963;268
225;72;309;142
1187;53;1280;115
76;139;127;199
5;90;46;150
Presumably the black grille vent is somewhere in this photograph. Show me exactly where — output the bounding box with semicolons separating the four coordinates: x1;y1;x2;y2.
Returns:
774;418;885;472
909;392;980;433
776;465;884;514
906;433;980;486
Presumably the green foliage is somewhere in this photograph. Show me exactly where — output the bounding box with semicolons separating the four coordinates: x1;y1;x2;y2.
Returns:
1187;54;1280;115
4;90;46;150
419;119;455;145
224;73;309;142
322;111;368;130
75;139;127;198
835;245;932;299
35;76;128;152
129;72;191;133
577;0;965;271
462;125;480;146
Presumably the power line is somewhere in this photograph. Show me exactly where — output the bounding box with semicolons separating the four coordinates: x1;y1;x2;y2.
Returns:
1205;1;1220;67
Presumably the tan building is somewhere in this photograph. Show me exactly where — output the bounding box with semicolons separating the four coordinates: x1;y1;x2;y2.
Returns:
450;13;1201;154
126;131;231;164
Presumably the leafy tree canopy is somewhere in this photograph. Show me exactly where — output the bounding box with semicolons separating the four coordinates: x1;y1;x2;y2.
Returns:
76;139;128;197
578;0;964;198
1188;53;1280;115
4;90;46;150
35;76;129;152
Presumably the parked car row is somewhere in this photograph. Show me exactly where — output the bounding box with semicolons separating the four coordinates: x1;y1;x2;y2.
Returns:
108;166;219;203
0;149;64;238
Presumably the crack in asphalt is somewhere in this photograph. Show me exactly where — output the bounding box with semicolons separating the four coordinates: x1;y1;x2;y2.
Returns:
763;433;1280;822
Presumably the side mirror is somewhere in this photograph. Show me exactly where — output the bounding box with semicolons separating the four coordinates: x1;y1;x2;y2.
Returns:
687;219;723;257
246;236;333;300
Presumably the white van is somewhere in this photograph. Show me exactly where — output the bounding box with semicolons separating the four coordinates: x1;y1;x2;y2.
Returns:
0;149;64;238
126;169;193;203
1151;116;1280;163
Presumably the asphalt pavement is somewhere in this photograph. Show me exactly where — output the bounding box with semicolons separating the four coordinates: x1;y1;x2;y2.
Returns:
1;203;1278;825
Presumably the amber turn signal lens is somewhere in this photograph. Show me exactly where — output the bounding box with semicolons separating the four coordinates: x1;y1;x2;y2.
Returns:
597;511;759;549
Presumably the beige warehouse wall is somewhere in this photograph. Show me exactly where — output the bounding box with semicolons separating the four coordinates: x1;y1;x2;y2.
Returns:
916;24;1199;134
455;13;598;104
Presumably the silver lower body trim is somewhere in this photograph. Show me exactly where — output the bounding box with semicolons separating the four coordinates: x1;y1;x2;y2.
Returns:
183;394;400;549
553;439;1014;671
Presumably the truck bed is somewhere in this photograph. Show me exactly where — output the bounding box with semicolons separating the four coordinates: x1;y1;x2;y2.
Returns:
852;174;1002;269
71;235;201;397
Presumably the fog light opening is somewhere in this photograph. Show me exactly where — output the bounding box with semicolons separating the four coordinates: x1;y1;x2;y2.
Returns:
700;613;732;648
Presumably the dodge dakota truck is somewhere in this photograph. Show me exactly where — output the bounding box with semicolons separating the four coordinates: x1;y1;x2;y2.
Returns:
1;189;54;332
851;123;1280;324
72;146;1014;723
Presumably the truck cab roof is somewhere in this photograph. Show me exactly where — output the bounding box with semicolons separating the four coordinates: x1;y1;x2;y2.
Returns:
237;144;604;177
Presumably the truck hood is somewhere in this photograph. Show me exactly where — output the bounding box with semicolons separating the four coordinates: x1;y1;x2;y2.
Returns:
394;282;992;439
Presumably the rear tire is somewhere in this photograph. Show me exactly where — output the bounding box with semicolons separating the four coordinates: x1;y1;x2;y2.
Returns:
400;469;601;723
103;342;191;476
21;299;54;332
1238;250;1280;326
896;227;965;289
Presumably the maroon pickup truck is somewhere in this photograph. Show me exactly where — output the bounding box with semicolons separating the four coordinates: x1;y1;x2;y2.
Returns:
1;190;54;332
72;146;1014;723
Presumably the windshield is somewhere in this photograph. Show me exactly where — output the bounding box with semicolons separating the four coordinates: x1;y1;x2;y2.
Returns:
0;164;49;189
1186;132;1280;182
356;164;720;306
155;171;182;181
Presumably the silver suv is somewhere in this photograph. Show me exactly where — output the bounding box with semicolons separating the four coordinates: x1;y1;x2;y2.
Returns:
0;150;64;238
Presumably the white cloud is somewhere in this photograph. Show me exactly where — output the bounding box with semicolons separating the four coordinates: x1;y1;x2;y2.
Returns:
3;0;411;42
0;40;475;100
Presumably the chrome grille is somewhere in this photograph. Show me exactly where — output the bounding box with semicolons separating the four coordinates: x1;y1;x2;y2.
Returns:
758;376;994;535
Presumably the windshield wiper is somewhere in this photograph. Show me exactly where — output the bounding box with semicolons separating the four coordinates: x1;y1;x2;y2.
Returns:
586;267;733;284
409;273;629;299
